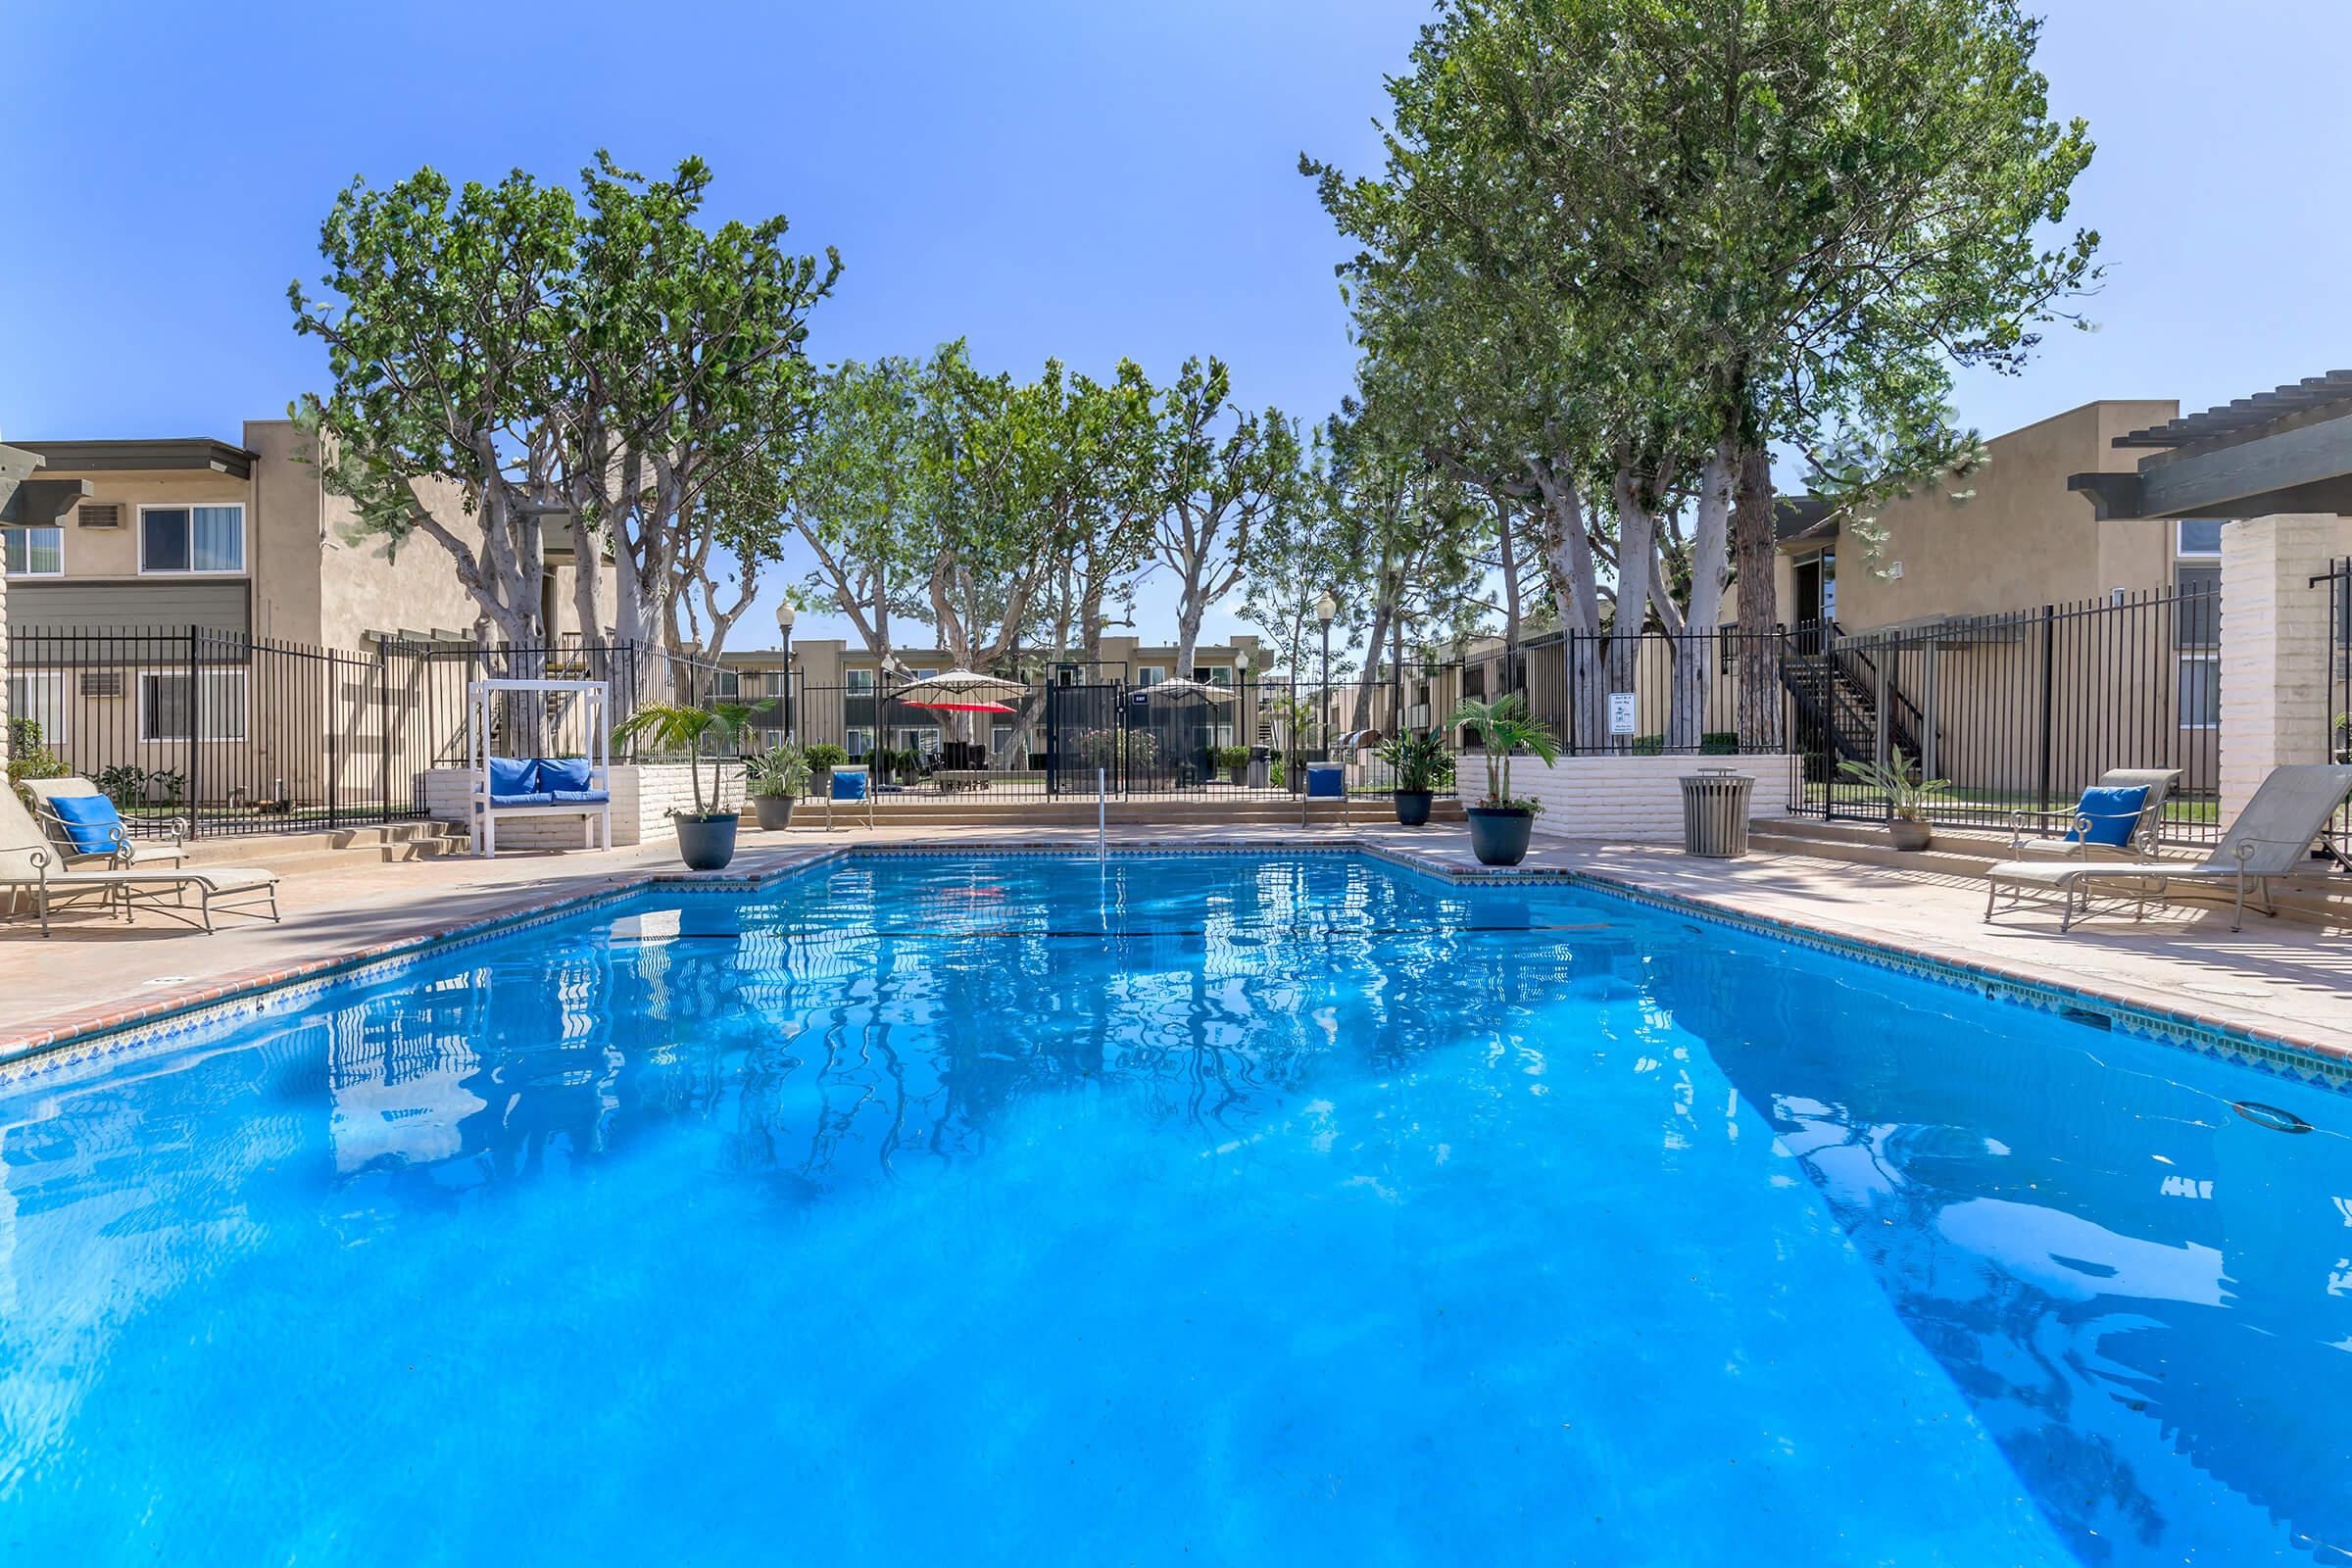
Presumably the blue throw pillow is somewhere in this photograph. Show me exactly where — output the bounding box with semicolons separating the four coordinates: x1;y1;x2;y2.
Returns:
2063;785;2149;847
488;757;539;797
831;769;868;801
47;794;123;856
537;757;594;793
1306;763;1346;800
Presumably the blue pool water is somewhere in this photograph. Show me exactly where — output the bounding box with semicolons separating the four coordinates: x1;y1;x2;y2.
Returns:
1;852;2347;1565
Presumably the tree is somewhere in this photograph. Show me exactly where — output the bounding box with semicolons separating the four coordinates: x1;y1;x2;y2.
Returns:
293;152;839;710
1308;0;2099;747
1149;358;1301;677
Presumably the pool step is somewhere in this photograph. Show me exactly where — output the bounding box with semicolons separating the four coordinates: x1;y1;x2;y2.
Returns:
176;820;471;872
1749;817;2352;929
779;798;1466;828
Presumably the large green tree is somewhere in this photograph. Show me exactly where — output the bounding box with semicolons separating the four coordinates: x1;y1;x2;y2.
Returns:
1309;0;2098;746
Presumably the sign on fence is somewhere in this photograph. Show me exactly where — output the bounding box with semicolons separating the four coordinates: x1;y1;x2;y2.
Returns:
1607;692;1639;736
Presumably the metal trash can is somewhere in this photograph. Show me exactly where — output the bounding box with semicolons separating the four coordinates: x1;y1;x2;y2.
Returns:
1679;767;1754;858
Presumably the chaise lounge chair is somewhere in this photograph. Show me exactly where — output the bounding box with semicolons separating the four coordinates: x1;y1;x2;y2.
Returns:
21;777;193;870
0;789;281;936
1984;764;2352;932
2004;767;2183;862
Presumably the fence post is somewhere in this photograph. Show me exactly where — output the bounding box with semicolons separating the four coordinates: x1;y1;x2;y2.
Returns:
186;625;203;839
2036;604;2056;814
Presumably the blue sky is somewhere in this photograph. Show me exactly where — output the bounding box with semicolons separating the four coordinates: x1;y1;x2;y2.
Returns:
6;0;2348;654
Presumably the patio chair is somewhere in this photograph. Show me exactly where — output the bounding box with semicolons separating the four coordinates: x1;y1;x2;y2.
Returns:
1984;764;2352;932
20;777;193;870
2005;768;2182;862
1;787;281;936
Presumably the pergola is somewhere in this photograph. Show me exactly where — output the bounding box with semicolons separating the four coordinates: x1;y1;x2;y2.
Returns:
2070;369;2352;519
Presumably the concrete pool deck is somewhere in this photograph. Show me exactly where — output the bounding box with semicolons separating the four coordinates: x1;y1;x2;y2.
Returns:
3;818;2348;1067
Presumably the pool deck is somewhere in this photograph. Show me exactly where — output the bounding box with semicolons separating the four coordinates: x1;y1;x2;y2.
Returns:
3;819;2348;1068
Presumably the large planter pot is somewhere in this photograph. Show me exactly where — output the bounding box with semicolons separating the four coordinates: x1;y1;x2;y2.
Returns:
673;812;741;871
1465;805;1536;866
753;794;797;832
1394;789;1434;827
1887;817;1934;852
1226;765;1250;786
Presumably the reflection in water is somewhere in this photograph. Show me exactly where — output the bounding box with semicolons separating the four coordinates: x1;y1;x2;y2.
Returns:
1653;942;2352;1565
0;854;2345;1564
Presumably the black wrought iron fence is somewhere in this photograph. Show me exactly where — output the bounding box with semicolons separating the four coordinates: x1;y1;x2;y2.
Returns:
1788;585;2224;846
4;629;674;839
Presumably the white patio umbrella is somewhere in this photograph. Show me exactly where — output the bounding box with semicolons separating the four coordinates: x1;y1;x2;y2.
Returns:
890;667;1028;701
1138;676;1237;703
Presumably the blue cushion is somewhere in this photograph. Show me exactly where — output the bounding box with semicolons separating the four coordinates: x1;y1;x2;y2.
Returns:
2062;785;2149;846
550;789;610;805
488;792;556;808
47;794;123;856
488;757;539;797
537;757;595;793
831;770;868;801
1305;763;1346;800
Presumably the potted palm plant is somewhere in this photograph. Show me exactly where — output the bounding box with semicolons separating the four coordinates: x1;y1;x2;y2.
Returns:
1836;747;1951;851
744;742;812;831
1446;695;1561;864
612;702;755;870
1377;730;1450;827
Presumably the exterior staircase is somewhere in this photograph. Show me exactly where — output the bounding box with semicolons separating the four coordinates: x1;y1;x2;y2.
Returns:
1778;624;1929;766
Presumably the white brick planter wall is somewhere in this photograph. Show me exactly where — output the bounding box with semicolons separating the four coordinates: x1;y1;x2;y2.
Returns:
419;762;744;851
1457;753;1797;844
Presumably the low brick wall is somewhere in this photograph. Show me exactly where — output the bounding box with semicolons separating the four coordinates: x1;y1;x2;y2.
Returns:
419;762;745;850
1456;753;1797;844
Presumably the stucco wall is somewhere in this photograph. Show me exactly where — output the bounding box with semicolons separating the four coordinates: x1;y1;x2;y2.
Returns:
1481;753;1798;844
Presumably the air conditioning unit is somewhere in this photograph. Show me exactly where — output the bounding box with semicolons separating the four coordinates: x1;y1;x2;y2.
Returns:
77;503;122;529
77;671;125;698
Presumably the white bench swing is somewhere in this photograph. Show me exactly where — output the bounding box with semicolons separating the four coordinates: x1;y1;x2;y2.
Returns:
466;678;613;858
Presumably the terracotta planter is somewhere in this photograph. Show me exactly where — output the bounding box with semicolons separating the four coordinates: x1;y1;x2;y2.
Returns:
673;813;740;870
753;794;797;831
1394;790;1434;827
1465;806;1535;865
1887;817;1934;852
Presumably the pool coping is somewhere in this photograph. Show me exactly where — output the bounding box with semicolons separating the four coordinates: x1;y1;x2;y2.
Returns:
3;838;2346;1094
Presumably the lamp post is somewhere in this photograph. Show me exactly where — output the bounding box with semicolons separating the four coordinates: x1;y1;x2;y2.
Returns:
775;601;797;741
1315;593;1337;758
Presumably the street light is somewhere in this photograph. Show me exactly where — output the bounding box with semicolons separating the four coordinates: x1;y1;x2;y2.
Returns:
775;601;797;741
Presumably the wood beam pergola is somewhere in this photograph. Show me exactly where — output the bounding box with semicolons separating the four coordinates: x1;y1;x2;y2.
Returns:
2070;370;2352;520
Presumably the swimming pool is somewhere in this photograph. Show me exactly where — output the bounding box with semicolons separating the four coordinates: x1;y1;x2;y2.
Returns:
1;851;2345;1564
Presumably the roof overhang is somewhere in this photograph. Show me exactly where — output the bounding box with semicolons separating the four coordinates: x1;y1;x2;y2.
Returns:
12;437;257;480
2070;372;2352;520
0;476;95;525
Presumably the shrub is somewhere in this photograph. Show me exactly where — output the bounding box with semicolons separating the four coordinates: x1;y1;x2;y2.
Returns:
804;742;849;769
96;763;149;805
1213;745;1250;769
1699;731;1740;756
5;720;69;785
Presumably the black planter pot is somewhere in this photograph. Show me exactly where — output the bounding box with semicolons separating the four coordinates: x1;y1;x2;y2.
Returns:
1394;789;1434;827
1465;806;1535;866
753;795;797;832
673;812;741;870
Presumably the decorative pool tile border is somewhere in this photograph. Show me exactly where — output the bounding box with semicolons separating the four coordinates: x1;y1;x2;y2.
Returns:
3;836;2345;1096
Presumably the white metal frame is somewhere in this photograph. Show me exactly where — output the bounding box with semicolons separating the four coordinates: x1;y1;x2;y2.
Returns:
466;678;612;858
136;502;248;576
2;522;66;577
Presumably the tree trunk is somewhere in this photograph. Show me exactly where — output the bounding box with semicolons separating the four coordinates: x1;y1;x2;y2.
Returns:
1732;440;1783;751
1667;442;1736;751
1349;594;1394;732
1497;498;1524;703
1529;461;1604;750
1605;463;1658;749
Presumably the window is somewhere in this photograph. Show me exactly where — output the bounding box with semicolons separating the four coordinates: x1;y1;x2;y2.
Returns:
2;525;63;576
7;671;68;744
911;667;939;681
138;669;248;742
2177;518;2225;557
2175;564;2222;649
2179;655;2220;729
140;505;245;574
846;726;874;758
845;669;876;695
1198;665;1232;686
710;670;742;699
1136;665;1167;688
990;723;1013;754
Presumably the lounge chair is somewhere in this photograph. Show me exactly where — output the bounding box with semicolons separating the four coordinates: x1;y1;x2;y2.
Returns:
2004;768;2182;861
20;777;193;870
0;788;280;936
1984;764;2352;932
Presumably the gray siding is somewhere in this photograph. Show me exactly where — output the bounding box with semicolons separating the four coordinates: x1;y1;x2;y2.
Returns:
6;580;250;638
